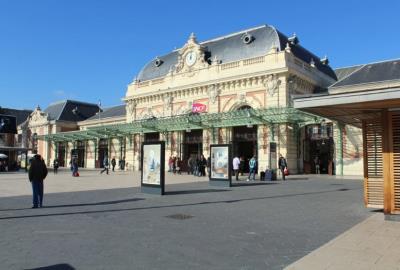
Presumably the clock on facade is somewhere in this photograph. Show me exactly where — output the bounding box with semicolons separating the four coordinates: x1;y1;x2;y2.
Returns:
185;51;197;66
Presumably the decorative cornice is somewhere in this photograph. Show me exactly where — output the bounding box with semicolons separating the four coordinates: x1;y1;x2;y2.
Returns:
125;69;288;104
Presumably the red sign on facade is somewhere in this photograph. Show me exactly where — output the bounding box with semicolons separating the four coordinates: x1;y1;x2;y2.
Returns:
192;103;207;113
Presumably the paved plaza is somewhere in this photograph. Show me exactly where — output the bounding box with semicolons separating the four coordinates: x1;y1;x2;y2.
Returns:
0;170;377;270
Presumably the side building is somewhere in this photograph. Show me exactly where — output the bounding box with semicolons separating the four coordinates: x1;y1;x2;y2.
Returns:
27;100;100;166
0;107;32;171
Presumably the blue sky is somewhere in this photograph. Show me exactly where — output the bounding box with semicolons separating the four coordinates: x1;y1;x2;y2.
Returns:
1;0;399;110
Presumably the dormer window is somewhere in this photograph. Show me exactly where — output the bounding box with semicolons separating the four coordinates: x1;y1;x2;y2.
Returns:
242;33;254;44
288;34;299;45
154;57;163;67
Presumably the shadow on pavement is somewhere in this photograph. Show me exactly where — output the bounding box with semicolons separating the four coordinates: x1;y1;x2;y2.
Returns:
0;198;144;212
25;264;75;270
232;181;278;187
0;187;360;221
165;189;230;195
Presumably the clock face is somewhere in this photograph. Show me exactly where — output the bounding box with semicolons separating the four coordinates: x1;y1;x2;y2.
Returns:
185;51;197;66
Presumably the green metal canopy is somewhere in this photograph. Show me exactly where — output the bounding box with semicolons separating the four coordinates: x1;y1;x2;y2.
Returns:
39;107;321;142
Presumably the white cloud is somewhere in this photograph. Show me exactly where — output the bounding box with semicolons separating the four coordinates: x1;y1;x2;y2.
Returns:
53;90;66;97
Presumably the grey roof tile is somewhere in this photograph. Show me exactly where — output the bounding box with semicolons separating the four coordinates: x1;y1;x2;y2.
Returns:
44;100;100;122
86;105;125;121
331;59;400;88
137;25;337;82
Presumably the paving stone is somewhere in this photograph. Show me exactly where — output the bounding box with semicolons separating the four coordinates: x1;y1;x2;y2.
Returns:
0;173;372;270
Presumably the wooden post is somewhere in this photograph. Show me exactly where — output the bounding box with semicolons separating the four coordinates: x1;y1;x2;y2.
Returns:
362;120;368;207
383;110;392;214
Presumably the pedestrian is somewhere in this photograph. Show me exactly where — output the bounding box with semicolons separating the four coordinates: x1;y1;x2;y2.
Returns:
168;156;173;172
194;155;199;176
72;158;79;177
176;157;181;174
172;156;177;174
28;154;48;208
53;158;59;174
206;156;211;177
247;155;257;181
279;154;288;180
111;157;116;172
187;156;193;175
200;155;207;176
120;157;126;170
100;155;109;174
239;156;245;176
314;156;320;174
233;155;240;181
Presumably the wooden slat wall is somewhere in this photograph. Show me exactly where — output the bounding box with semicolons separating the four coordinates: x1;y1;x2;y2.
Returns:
391;113;400;212
363;118;384;208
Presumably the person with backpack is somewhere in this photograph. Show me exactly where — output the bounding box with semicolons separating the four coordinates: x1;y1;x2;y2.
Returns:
111;157;116;172
72;158;79;177
100;155;109;175
28;154;48;208
53;158;59;174
247;155;257;181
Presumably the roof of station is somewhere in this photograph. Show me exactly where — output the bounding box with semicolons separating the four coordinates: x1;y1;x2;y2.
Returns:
44;100;100;122
294;58;400;127
331;59;400;88
137;24;337;82
85;105;126;121
39;107;321;142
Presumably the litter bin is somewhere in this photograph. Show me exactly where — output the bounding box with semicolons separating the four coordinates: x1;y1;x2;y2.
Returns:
264;169;272;181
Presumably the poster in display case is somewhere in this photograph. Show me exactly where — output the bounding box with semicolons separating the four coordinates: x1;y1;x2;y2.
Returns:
209;144;232;187
141;141;165;195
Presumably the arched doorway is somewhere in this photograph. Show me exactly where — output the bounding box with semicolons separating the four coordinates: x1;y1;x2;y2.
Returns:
97;139;108;168
231;106;258;174
182;129;203;172
303;123;335;174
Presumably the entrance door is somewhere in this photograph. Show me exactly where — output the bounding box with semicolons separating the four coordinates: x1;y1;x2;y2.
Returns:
76;141;85;168
304;124;334;174
232;126;258;173
182;130;203;172
57;142;66;167
97;139;108;168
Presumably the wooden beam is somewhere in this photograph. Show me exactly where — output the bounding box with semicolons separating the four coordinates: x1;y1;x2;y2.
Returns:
362;120;368;207
383;110;392;214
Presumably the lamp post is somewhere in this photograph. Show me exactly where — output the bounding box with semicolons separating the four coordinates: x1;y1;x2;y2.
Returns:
98;100;101;124
32;133;38;154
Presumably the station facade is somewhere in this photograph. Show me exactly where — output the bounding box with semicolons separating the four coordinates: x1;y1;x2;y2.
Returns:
33;25;363;176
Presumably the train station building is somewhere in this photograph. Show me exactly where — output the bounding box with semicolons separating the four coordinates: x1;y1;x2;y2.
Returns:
32;24;365;176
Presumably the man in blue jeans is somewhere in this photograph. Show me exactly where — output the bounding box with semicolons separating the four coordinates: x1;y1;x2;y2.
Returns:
28;154;48;208
247;155;257;181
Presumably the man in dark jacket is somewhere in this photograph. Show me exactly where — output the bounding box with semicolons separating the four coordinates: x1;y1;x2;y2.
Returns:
28;154;48;208
100;154;109;175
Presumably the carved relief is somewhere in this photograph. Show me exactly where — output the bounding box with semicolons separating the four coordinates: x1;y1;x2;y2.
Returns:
263;74;282;96
287;76;314;94
29;106;49;127
208;84;220;104
173;32;210;75
127;99;137;117
237;93;246;102
163;95;173;111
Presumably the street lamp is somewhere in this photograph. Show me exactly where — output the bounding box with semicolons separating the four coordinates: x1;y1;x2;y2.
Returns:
32;133;38;154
